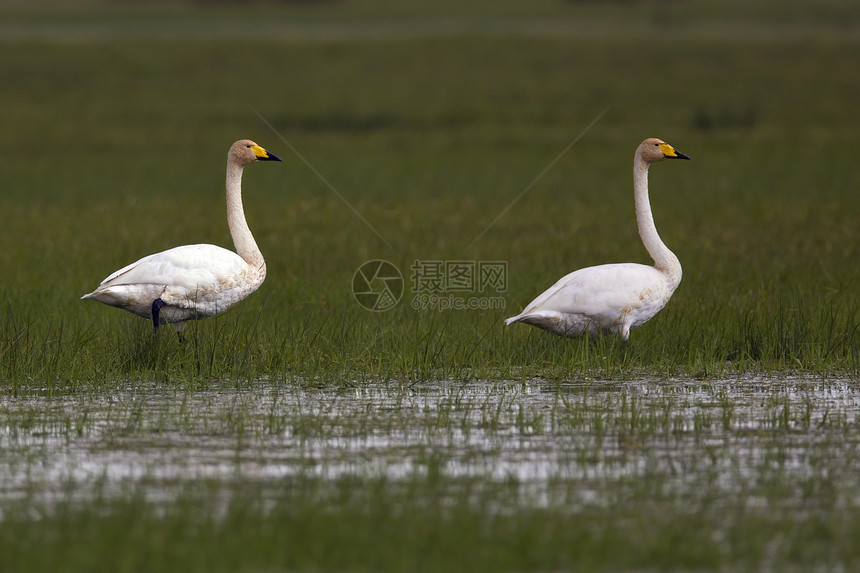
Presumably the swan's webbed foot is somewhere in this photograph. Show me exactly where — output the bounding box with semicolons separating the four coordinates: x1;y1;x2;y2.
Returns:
151;298;165;333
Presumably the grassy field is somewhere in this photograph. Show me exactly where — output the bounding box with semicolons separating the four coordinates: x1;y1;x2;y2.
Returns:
1;0;860;570
1;0;859;385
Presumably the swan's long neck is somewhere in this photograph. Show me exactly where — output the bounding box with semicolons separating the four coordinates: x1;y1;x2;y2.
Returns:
633;155;681;287
226;162;265;269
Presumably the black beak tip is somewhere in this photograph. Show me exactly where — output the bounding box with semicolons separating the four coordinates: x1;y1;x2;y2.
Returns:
676;151;691;160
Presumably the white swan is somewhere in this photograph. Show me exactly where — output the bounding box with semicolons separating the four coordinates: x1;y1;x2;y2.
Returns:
505;137;690;341
81;139;282;332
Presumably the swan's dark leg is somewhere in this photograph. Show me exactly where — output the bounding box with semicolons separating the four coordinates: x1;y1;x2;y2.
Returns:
151;298;166;332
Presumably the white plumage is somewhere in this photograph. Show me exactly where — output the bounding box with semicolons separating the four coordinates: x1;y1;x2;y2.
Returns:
82;139;282;332
505;137;690;341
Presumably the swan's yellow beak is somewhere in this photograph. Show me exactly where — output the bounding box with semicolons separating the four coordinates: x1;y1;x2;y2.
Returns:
252;145;283;162
659;143;691;160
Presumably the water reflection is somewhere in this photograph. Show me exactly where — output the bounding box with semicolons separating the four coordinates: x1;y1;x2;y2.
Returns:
1;377;858;514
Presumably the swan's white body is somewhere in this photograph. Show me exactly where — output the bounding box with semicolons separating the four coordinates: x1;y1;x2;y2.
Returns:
82;139;282;331
505;138;689;341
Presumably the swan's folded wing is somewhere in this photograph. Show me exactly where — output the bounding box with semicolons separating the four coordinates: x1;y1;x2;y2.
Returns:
97;244;247;291
519;263;664;318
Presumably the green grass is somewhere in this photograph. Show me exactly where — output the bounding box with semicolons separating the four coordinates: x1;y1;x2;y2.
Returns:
1;9;858;385
1;1;859;386
5;478;859;573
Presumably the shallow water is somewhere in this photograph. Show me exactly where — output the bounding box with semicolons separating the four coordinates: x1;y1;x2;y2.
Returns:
1;376;859;517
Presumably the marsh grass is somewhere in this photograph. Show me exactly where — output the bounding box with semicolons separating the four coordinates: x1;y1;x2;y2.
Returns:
4;280;857;387
2;3;859;384
5;480;859;573
2;378;860;572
